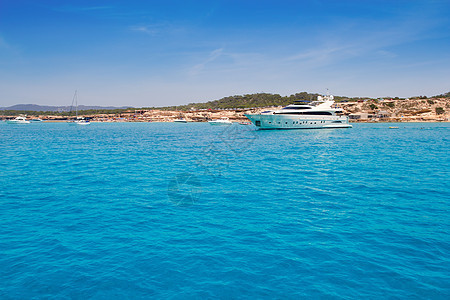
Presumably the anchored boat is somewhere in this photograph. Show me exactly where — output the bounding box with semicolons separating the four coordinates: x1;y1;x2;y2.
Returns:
245;94;352;130
208;117;232;125
7;116;30;124
67;91;91;126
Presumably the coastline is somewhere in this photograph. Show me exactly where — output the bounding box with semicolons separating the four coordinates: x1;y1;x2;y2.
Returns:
1;97;449;123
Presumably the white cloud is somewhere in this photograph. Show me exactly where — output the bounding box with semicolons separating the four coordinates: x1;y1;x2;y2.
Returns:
130;25;159;36
281;11;441;70
285;46;348;65
189;48;224;76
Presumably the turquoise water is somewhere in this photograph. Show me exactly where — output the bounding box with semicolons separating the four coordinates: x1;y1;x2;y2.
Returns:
0;122;449;298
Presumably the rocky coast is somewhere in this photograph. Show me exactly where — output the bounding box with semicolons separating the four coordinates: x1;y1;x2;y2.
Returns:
1;97;449;123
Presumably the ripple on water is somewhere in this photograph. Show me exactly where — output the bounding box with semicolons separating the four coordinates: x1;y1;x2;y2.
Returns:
0;122;449;298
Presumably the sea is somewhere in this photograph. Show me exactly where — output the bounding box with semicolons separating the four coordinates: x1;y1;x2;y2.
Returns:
0;121;449;299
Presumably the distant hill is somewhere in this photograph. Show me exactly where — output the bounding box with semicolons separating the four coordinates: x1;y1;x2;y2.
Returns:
434;91;450;98
162;90;450;110
2;90;448;113
0;104;131;112
160;92;323;110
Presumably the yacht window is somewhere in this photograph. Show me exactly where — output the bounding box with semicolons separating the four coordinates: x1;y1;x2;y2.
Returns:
282;106;311;109
275;111;333;115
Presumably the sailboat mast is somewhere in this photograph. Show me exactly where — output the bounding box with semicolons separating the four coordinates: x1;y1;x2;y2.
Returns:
69;90;78;119
75;90;78;118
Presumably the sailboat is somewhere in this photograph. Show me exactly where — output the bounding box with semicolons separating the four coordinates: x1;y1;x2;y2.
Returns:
67;90;90;125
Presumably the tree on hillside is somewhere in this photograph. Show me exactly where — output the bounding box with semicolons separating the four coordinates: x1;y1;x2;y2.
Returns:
433;91;450;98
435;107;445;115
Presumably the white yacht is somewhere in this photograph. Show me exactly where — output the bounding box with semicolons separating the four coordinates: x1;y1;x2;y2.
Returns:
7;116;30;124
245;94;352;130
208;117;233;125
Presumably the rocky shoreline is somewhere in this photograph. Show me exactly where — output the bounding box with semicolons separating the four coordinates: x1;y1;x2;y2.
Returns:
1;97;449;123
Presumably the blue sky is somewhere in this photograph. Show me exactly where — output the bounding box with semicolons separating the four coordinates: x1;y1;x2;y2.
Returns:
0;0;449;107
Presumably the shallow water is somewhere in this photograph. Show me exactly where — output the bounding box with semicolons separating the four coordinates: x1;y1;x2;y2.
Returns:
0;122;449;298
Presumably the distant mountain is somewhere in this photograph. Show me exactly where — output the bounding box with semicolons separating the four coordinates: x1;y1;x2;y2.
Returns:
0;104;132;112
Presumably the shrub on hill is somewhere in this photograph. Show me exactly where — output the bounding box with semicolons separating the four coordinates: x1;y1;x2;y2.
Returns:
435;107;445;115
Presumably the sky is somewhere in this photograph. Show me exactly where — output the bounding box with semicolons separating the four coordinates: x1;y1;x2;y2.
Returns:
0;0;449;107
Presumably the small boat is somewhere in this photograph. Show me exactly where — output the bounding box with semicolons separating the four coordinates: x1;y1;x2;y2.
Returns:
7;116;30;124
75;117;91;125
389;126;399;129
30;118;43;122
208;117;232;125
68;118;91;125
174;119;188;123
68;117;90;125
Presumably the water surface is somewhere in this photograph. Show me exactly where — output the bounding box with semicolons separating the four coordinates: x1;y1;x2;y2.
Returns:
0;122;449;298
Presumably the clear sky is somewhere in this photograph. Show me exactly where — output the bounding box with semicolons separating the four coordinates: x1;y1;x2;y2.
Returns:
1;0;449;107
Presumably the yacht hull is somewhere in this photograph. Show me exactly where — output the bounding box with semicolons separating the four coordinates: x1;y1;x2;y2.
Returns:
67;121;90;125
6;120;30;124
208;121;232;125
245;114;352;130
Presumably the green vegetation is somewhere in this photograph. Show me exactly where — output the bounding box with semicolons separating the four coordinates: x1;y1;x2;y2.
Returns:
433;91;450;98
413;91;450;99
2;90;449;116
410;95;430;100
158;92;322;111
435;107;445;115
369;104;378;110
3;93;323;115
